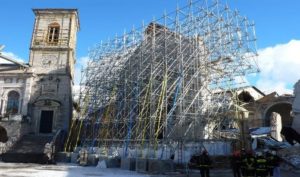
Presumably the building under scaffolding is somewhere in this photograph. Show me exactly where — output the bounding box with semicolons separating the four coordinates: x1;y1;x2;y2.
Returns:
65;0;259;161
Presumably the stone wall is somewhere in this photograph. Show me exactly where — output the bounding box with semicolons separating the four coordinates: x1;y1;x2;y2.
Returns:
29;74;72;133
0;74;32;117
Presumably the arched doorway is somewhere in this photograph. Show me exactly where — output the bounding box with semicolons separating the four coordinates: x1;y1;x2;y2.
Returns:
265;102;292;127
0;125;8;142
6;91;20;114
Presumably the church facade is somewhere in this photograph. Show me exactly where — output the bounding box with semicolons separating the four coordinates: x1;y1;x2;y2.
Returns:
0;9;79;134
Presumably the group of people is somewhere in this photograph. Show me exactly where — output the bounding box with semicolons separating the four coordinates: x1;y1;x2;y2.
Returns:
189;148;281;177
231;149;281;177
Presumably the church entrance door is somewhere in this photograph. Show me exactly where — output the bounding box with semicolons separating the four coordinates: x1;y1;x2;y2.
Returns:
40;110;53;133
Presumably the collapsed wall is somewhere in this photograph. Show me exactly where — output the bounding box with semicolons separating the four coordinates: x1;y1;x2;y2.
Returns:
292;80;300;134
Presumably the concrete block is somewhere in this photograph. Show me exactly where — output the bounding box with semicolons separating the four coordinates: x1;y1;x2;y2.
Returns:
87;154;99;166
136;158;148;173
163;160;175;172
70;152;79;164
54;152;70;163
121;157;136;171
148;159;174;173
97;155;120;168
106;157;121;168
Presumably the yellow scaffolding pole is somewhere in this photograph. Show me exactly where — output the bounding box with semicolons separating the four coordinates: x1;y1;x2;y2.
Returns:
64;119;76;152
154;72;168;150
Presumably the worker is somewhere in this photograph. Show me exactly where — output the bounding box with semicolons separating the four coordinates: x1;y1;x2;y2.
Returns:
230;151;241;177
255;151;268;177
270;151;282;177
241;150;255;177
198;150;212;177
266;151;275;177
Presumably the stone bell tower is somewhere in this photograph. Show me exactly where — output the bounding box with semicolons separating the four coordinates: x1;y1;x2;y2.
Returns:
28;9;79;134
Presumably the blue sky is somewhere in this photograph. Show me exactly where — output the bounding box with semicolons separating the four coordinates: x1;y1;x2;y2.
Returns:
0;0;300;94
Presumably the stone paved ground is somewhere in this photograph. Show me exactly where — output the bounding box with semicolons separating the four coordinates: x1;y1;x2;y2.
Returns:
0;162;299;177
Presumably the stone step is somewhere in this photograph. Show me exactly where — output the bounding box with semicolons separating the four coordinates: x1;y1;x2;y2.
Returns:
1;134;54;163
1;153;47;163
9;134;53;153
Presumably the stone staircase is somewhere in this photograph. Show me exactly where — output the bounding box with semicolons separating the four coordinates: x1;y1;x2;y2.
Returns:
1;134;53;163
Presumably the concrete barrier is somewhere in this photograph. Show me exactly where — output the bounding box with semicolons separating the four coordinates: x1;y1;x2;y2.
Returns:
70;152;78;164
55;152;71;163
97;155;121;168
106;157;121;168
136;158;148;173
88;154;99;166
148;159;174;174
121;157;136;171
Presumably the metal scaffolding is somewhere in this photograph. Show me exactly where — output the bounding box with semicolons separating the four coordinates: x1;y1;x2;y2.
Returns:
65;0;259;157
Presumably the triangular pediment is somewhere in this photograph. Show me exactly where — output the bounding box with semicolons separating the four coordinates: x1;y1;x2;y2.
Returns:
0;53;29;68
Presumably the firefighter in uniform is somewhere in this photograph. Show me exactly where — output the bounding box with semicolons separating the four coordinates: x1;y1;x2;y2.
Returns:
198;150;212;177
269;151;282;177
255;152;268;177
266;151;275;177
241;151;255;177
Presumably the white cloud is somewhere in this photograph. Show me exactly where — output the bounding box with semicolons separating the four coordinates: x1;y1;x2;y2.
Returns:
74;56;89;85
235;76;250;86
255;39;300;95
0;51;26;64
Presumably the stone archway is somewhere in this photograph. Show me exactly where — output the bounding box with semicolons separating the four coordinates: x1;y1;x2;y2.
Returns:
264;102;293;127
0;125;8;143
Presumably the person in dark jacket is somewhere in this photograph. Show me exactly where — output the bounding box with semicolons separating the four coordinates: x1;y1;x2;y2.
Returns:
198;150;212;177
230;151;241;177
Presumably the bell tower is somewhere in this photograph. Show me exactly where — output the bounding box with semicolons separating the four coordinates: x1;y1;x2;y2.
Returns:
29;9;79;134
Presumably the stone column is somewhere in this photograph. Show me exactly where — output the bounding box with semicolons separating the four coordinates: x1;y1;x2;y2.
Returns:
270;112;282;142
22;77;33;116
